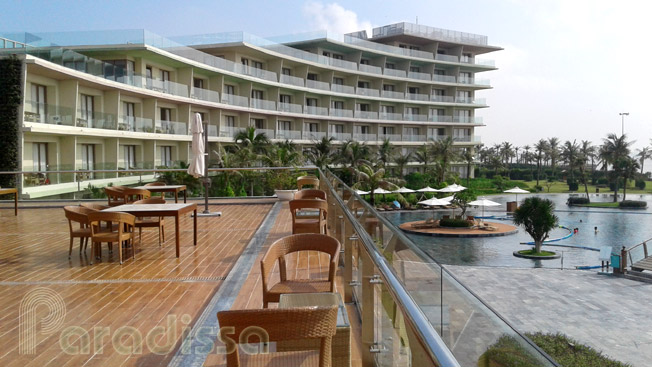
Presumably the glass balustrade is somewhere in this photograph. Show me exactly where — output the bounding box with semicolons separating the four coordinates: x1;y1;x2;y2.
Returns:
379;112;403;121
402;134;426;142
433;74;458;83
279;74;305;87
431;95;456;103
190;87;219;102
221;93;250;107
383;68;407;78
331;84;356;94
353;133;377;141
404;114;428;122
406;93;430;101
23;101;75;126
329;108;354;118
379;133;402;141
358;63;383;74
219;126;240;138
304;106;329;116
277;102;303;114
301;131;326;140
329;132;351;141
354;111;379;119
429;115;454;123
381;90;405;99
76;110;118;129
408;71;432;81
275;129;301;140
306;79;330;90
356;87;380;97
250;99;276;111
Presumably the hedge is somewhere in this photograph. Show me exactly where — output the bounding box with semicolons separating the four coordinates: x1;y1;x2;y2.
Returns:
619;200;647;208
0;56;21;188
439;218;473;227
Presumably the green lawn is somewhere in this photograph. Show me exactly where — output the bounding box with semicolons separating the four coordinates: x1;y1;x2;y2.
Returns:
497;180;650;195
527;332;631;367
517;249;557;256
576;202;620;208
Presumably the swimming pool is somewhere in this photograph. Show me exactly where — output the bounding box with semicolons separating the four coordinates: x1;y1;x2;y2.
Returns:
383;193;652;269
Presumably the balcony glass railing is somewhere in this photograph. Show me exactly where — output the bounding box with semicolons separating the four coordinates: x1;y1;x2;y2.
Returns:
329;108;353;118
358;63;382;75
275;129;301;140
353;133;377;141
406;93;429;101
383;68;407;78
304;106;329;116
356;87;380;97
402;134;426;142
306;79;330;91
408;71;432;81
354;111;379;119
155;120;187;135
464;57;496;67
331;84;356;94
453;116;483;124
433;74;458;83
206;124;218;137
379;112;403;120
459;78;491;86
373;22;490;46
190;87;219;102
279;74;305;87
435;53;460;63
219;126;240;138
277;102;303;114
23;101;75;126
404;114;428;122
381;90;405;99
329;132;351;141
221;93;249;107
250;99;276;111
428;134;450;141
429;115;453;123
301;131;326;140
379;133;402;141
119;116;154;133
76;110;118;129
431;95;456;103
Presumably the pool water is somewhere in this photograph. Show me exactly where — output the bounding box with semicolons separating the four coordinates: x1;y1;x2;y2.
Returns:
383;193;652;269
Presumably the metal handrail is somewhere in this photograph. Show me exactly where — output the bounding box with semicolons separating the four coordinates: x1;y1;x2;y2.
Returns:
0;166;317;175
320;169;460;367
322;169;560;367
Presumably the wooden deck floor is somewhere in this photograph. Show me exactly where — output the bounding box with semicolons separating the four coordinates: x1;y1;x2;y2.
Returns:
0;201;272;367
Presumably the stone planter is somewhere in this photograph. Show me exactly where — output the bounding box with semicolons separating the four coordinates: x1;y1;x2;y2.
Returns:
274;189;297;201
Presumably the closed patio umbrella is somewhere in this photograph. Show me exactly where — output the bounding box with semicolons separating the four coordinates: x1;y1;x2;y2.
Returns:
188;113;204;178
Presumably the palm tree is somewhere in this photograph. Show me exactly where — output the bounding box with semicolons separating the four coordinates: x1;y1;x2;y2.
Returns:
262;141;302;167
580;140;596;173
306;136;334;171
376;138;394;170
620;156;640;201
351;163;402;205
601;133;633;202
213;144;243;195
577;145;591;200
337;140;371;183
534;139;548;186
547;137;560;179
414;144;432;174
234;126;270;155
560;140;579;181
432;136;458;183
636;147;651;174
513;197;559;254
393;151;412;178
461;147;474;186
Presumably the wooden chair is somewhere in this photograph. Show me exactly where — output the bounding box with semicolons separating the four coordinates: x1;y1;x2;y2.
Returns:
261;233;340;308
63;206;95;258
297;176;320;190
293;189;327;201
105;186;127;207
123;188;151;203
80;202;109;211
133;198;166;245
145;181;166;199
289;199;328;235
214;306;338;367
88;211;136;264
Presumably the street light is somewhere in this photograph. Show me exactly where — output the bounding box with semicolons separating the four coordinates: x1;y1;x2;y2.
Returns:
619;112;629;136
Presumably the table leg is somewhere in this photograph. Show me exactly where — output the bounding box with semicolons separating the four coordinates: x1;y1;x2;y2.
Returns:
183;190;187;203
175;214;180;258
14;192;18;216
193;208;197;246
174;191;179;203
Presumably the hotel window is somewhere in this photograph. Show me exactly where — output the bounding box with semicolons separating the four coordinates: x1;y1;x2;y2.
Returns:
381;126;394;135
385;62;395;69
462;53;472;63
433;88;445;96
80;94;94;126
306;98;318;107
430;108;446;118
193;78;204;89
30;84;47;122
357;81;370;89
251;90;263;100
428;127;446;137
225;115;235;128
160;108;171;133
409;46;420;50
282;68;291;76
224;84;235;95
146;66;153;87
457;90;470;103
360;59;370;65
322;51;330;57
81;144;95;171
122;102;135;131
456;110;471;123
354;125;370;134
332;53;343;60
251;118;264;129
380;105;395;114
333;77;344;85
307;73;318;81
160;70;170;82
331;101;344;110
279;94;291;104
277;120;291;131
123;145;136;169
409;66;420;73
406;107;420;115
241;58;249;66
160;146;172;167
383;84;395;91
437;49;447;55
104;60;134;81
356;103;370;112
459;72;472;83
453;128;471;141
331;124;344;133
404;127;420;136
408;86;419;95
252;60;263;69
196;112;206;123
304;122;319;132
33;143;48;172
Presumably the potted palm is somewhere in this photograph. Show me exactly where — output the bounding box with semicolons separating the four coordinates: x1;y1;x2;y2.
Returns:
262;141;303;201
512;197;560;259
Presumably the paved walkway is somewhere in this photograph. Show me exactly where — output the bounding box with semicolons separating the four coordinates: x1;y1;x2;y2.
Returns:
447;265;652;367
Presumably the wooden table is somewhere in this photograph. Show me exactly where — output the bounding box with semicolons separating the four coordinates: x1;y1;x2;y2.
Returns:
0;188;18;216
279;292;351;367
134;185;187;203
103;203;197;257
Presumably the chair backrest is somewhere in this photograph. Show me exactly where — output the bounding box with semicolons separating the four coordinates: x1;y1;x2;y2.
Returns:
289;199;328;218
133;198;166;205
297;176;319;190
80;202;109;211
105;187;127;206
293;189;326;201
87;211;135;236
63;206;95;227
261;233;341;288
144;182;166;187
123;188;151;203
218;306;337;367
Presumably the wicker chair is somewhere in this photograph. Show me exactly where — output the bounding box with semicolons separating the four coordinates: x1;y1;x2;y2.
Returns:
297;176;320;190
123;188;151;203
80;202;109;211
261;233;340;308
105;186;127;207
213;306;338;367
293;189;327;201
145;181;166;199
133;198;166;245
289;199;328;235
88;211;136;264
63;206;95;258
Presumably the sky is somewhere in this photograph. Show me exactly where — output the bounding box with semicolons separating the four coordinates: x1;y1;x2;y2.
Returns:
3;0;652;152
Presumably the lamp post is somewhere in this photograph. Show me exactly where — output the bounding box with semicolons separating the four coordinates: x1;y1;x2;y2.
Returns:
619;112;629;136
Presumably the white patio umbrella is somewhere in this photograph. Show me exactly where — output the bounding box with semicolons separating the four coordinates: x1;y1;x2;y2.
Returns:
468;198;501;219
187;113;204;178
439;184;466;193
439;195;455;203
417;186;440;193
373;188;392;194
417;197;451;206
354;189;370;195
394;187;416;194
504;186;529;202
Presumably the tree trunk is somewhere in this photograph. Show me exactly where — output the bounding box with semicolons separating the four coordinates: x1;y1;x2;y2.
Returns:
370;192;375;206
534;240;543;254
613;181;619;202
622;179;627;202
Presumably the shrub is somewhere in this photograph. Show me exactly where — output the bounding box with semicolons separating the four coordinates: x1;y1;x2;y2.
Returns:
522;173;533;181
635;179;646;190
534;185;543;192
619;200;647;208
567;197;590;205
567;180;579;191
439;218;473;227
597;177;608;185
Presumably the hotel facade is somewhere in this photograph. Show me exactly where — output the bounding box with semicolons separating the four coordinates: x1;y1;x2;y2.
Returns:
0;23;501;198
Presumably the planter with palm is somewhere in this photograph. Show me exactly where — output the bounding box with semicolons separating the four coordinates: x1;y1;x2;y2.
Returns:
513;197;559;255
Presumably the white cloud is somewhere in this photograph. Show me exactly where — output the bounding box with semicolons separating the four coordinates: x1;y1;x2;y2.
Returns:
302;1;372;35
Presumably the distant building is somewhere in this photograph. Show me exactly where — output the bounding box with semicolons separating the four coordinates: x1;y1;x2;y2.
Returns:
0;22;501;198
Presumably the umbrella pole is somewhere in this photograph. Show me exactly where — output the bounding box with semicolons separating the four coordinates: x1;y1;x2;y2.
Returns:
203;121;210;214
